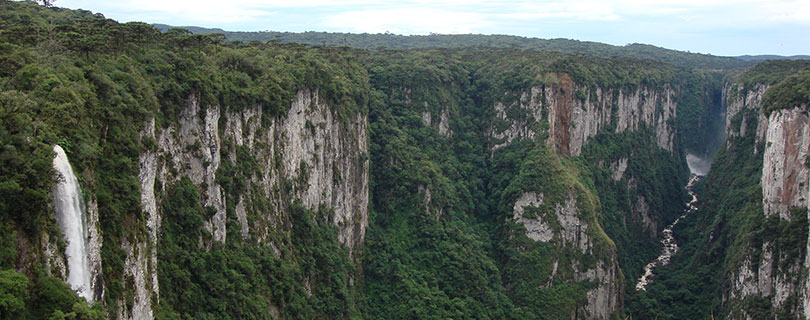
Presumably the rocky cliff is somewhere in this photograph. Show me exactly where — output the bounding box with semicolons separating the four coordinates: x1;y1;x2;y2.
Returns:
723;82;810;318
3;5;774;316
117;89;368;319
492;73;682;318
489;73;676;156
512;190;622;319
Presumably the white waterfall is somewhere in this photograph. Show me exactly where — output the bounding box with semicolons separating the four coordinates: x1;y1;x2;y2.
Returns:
686;153;711;176
52;145;93;302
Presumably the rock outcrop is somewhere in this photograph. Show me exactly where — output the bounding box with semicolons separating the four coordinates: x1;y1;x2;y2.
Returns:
497;73;681;318
723;84;769;149
512;191;621;319
118;89;369;319
489;73;677;155
421;102;453;138
724;81;810;318
761;107;809;220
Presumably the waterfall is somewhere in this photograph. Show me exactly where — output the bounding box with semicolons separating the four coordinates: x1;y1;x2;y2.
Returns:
52;145;93;302
686;153;711;176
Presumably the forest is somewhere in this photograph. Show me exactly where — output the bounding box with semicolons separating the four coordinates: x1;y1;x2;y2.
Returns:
1;1;809;319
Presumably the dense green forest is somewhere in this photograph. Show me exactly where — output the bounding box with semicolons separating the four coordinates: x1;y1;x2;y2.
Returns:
2;1;808;320
152;24;748;70
629;60;810;319
1;2;366;318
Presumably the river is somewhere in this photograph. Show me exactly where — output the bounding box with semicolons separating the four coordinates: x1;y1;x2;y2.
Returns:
635;174;701;291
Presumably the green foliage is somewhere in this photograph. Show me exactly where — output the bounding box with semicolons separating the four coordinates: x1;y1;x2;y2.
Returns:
158;25;748;69
30;276;105;320
362;52;518;319
763;71;810;114
0;269;28;319
157;179;357;319
0;220;17;269
0;269;104;320
753;207;809;272
738;60;810;88
627;106;763;319
7;2;803;319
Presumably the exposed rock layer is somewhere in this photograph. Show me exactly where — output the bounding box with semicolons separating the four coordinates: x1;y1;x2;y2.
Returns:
118;90;369;319
723;82;810;318
490;75;676;155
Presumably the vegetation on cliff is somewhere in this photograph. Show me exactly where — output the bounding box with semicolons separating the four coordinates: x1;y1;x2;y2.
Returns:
1;1;365;318
3;1;807;319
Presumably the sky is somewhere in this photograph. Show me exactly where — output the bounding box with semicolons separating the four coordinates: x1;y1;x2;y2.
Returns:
56;0;810;56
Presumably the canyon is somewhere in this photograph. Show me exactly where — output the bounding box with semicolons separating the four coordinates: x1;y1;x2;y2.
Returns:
1;3;808;319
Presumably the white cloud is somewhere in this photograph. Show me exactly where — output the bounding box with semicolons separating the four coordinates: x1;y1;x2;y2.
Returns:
56;0;810;54
498;1;622;21
322;7;489;34
62;0;276;23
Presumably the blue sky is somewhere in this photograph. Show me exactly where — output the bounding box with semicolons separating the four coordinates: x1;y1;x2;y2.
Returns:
57;0;810;56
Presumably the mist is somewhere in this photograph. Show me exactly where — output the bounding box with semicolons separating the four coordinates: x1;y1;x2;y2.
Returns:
686;153;712;176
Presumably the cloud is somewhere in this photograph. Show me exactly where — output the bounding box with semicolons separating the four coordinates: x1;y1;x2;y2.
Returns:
497;1;622;21
62;0;276;24
322;8;489;34
56;0;810;55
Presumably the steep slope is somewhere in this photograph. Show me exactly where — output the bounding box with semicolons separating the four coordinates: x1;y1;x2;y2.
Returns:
359;49;716;319
4;3;797;320
724;61;810;319
1;3;369;318
630;60;810;319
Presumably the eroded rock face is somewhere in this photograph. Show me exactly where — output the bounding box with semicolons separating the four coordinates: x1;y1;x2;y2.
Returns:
489;87;545;151
489;74;677;156
120;89;369;319
157;98;226;243
756;106;809;317
115;118;160;320
512;191;621;319
723;84;769;149
632;196;657;238
576;259;622;320
84;197;105;302
761;107;809;220
268;90;370;250
420;102;453;138
610;158;628;182
724;81;810;318
513;192;552;242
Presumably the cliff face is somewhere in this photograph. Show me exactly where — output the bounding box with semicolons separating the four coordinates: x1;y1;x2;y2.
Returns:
723;84;768;146
118;89;368;319
512;191;621;319
723;82;810;318
761;107;809;221
492;74;681;318
490;73;677;156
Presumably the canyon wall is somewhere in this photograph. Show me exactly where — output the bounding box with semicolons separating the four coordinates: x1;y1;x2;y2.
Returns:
724;83;810;319
491;74;682;318
116;89;369;319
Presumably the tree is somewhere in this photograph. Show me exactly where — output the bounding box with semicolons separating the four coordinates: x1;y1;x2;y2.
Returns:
0;269;29;319
41;0;56;7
